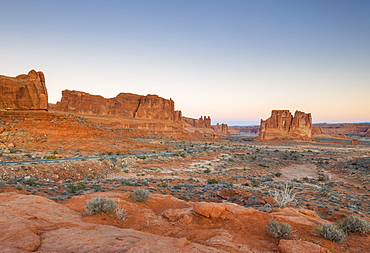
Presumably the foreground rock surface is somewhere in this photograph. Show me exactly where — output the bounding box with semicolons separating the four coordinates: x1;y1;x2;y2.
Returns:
259;110;312;141
1;191;367;253
0;70;48;110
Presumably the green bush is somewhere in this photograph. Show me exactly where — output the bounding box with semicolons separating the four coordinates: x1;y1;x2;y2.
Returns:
314;223;347;243
46;155;57;159
207;179;218;184
67;184;77;193
338;216;370;234
23;178;37;186
132;188;150;202
274;172;282;177
85;197;117;215
318;176;326;181
267;218;292;238
77;182;87;189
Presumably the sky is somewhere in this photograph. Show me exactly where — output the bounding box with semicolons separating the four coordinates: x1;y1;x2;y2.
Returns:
1;0;369;125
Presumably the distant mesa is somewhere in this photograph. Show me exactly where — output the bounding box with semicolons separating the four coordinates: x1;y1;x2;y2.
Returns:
257;110;312;141
54;90;182;121
182;116;229;137
54;90;229;137
0;70;48;110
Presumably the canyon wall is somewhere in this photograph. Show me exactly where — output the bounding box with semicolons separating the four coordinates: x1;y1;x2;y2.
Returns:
54;90;182;121
0;70;48;110
258;110;312;141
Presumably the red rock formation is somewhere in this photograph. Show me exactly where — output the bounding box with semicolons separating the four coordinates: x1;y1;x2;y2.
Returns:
211;123;230;136
229;126;260;134
182;116;211;128
312;126;325;135
314;123;370;138
0;70;48;110
258;110;312;141
54;90;181;121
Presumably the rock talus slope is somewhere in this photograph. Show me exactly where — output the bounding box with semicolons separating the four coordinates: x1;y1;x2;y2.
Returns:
0;70;48;110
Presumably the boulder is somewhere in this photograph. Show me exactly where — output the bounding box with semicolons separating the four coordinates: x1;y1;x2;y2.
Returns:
0;70;48;110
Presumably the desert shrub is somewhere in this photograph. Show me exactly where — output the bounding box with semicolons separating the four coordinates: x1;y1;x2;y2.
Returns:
338;216;370;234
23;178;37;186
132;188;150;202
314;223;347;243
115;206;127;221
160;182;168;188
274;172;282;177
46;155;56;159
319;185;331;196
251;178;260;187
318;176;326;181
85;196;117;215
67;184;77;193
0;180;7;189
92;184;101;191
204;168;211;173
267;218;292;238
270;183;296;208
15;184;23;190
77;182;87;189
207;179;218;184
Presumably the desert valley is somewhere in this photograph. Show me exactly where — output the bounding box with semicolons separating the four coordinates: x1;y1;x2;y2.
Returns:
0;70;369;252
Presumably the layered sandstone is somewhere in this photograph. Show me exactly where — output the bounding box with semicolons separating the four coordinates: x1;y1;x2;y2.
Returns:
211;123;230;136
314;123;370;138
258;110;312;141
182;116;229;137
54;90;182;121
0;70;48;110
182;116;211;128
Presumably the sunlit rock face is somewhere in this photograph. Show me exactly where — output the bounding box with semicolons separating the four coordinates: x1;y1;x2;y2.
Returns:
0;70;48;110
259;110;312;141
54;90;182;121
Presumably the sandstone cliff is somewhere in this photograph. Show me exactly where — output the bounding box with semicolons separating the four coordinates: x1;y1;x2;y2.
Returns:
182;116;229;137
0;70;48;110
182;116;211;128
258;110;312;141
211;123;230;136
54;90;182;121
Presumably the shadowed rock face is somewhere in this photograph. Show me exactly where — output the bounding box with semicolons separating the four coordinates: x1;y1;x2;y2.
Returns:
54;90;182;121
0;70;48;110
259;110;312;140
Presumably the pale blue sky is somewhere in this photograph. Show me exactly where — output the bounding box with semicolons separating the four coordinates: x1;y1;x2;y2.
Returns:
1;0;369;125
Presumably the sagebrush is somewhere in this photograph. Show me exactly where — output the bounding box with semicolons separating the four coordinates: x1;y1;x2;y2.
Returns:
267;218;292;238
132;188;150;202
85;196;117;215
314;223;347;243
338;215;370;234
